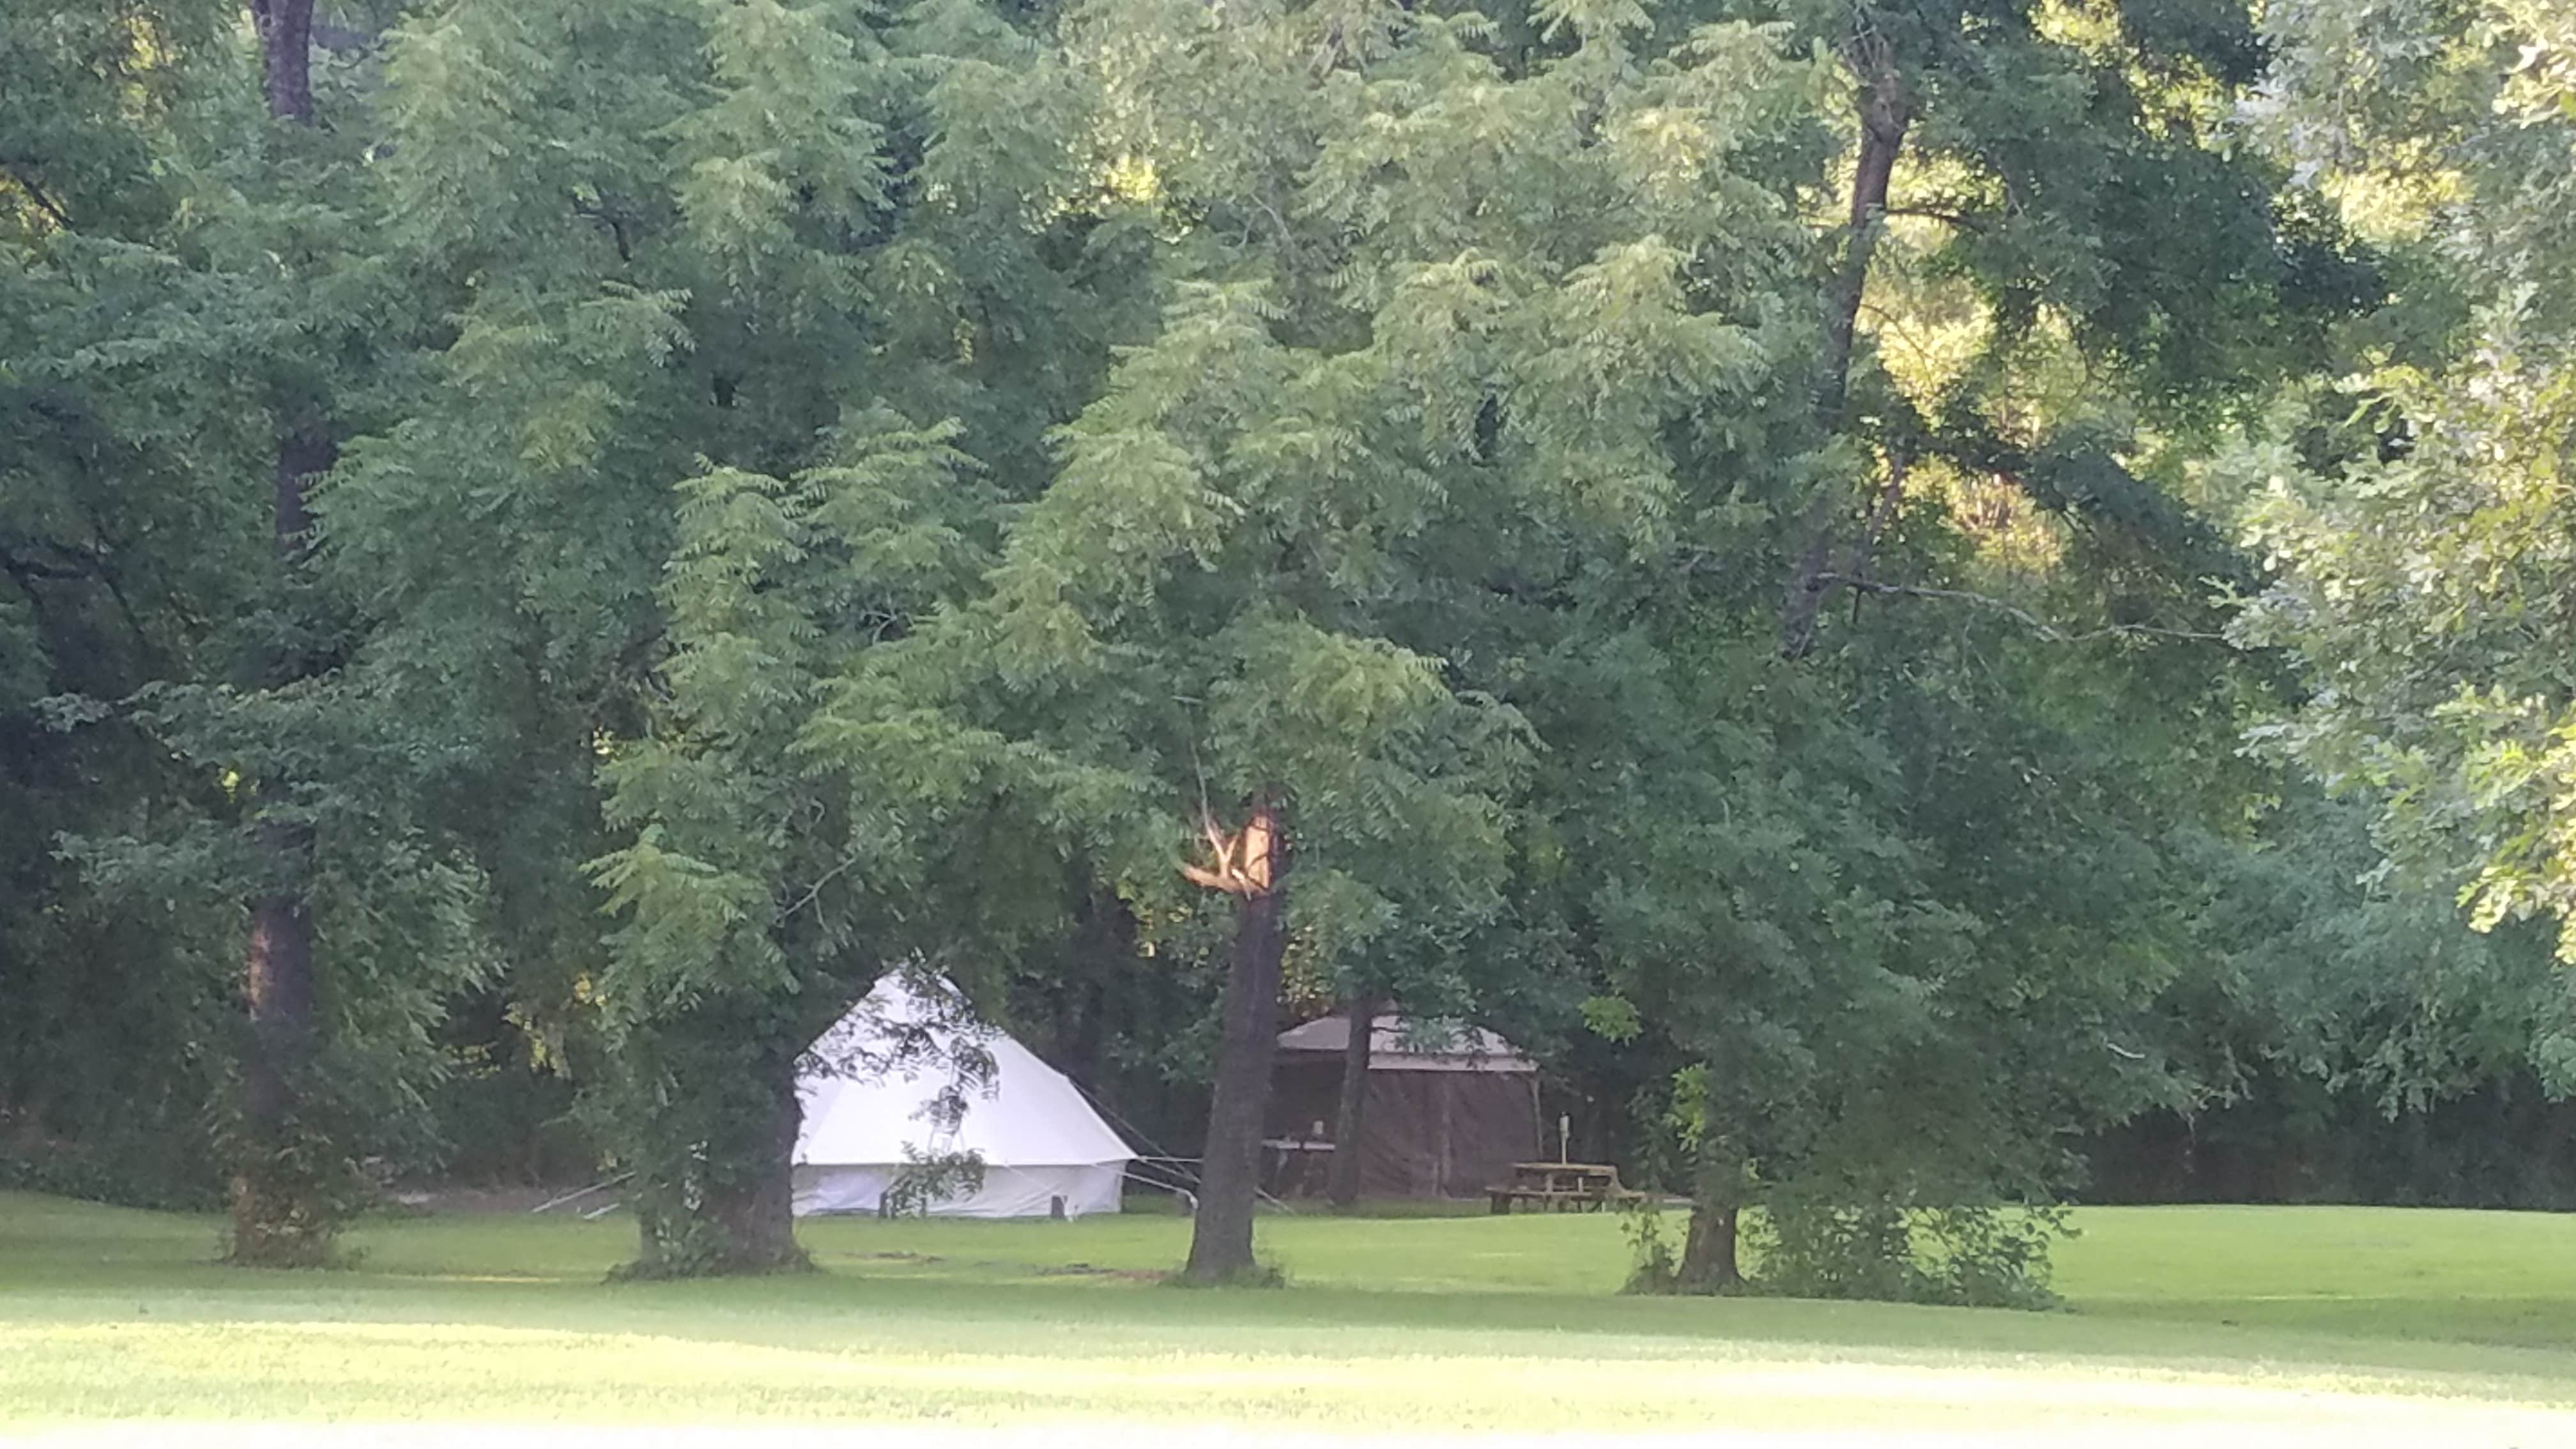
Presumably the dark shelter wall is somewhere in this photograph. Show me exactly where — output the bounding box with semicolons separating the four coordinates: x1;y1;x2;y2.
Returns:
1268;1057;1542;1199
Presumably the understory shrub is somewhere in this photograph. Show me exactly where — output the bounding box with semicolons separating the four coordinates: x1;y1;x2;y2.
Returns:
0;1128;224;1213
1627;1197;2065;1309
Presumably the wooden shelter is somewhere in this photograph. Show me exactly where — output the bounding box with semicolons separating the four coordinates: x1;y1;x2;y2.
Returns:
1266;1015;1543;1199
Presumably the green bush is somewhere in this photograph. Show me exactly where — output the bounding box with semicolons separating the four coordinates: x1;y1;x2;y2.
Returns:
1749;1199;2063;1310
0;1132;224;1213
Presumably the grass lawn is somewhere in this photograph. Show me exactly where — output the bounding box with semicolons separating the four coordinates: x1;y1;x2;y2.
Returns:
8;1191;2576;1443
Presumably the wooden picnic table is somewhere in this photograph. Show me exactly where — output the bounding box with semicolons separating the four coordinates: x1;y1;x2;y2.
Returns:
1486;1160;1641;1214
1261;1137;1335;1199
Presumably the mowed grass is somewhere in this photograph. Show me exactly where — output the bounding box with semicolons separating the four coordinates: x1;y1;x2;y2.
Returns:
8;1191;2576;1441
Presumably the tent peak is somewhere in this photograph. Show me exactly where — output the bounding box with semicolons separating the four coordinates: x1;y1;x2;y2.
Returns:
792;974;1134;1219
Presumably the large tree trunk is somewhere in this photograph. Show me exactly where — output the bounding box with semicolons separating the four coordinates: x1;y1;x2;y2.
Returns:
1677;1201;1742;1294
229;0;337;1268
1675;1126;1749;1293
1182;803;1288;1284
620;1012;814;1278
1816;49;1909;427
230;814;325;1265
229;418;334;1262
694;1056;806;1273
248;0;318;124
1325;992;1376;1211
229;440;330;1262
1779;38;1912;661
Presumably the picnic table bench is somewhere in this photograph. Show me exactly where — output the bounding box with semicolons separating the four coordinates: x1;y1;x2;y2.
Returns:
1260;1136;1335;1199
1487;1161;1643;1214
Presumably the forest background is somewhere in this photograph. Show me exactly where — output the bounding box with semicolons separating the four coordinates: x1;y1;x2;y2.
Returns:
13;0;2576;1300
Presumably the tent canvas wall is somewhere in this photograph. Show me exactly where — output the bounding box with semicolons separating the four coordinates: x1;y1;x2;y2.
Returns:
793;976;1134;1218
1268;1015;1542;1199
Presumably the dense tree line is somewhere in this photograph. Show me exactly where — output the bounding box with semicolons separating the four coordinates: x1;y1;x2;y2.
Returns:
8;0;2576;1300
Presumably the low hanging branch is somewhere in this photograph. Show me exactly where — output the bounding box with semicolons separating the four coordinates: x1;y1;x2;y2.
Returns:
1812;574;2232;645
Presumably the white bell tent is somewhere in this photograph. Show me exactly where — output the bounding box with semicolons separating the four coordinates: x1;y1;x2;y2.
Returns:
791;974;1134;1218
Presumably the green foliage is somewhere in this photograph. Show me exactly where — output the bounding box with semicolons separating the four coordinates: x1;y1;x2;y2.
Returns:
221;1132;371;1269
2166;797;2576;1111
595;997;816;1279
323;0;1141;1273
10;0;2574;1304
2231;0;2576;962
1496;0;2388;1306
879;1149;988;1218
1618;1198;1684;1294
585;413;999;1269
1747;1201;2064;1311
0;1133;223;1215
0;1;253;1192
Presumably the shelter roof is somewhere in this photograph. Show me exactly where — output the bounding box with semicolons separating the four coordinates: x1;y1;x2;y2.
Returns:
1274;1013;1537;1073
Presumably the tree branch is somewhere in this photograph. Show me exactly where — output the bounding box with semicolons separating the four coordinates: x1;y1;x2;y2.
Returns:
570;193;634;263
1781;22;1912;661
1;164;72;230
1882;204;1982;232
779;852;863;923
0;548;93;583
1813;574;2232;645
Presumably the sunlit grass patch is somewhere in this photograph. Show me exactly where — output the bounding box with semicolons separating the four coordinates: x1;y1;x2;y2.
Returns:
10;1193;2576;1437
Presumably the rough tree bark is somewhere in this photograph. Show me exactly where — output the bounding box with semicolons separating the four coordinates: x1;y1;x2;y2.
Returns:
618;1003;816;1278
1325;993;1377;1211
1817;44;1909;427
1181;799;1289;1284
230;0;334;1267
1677;1202;1743;1292
231;426;339;1264
1675;1135;1749;1294
231;811;321;1262
248;0;318;125
1779;34;1912;661
692;1050;807;1273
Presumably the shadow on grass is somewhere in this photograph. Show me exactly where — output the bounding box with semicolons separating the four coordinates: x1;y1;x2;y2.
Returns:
15;1190;2576;1402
